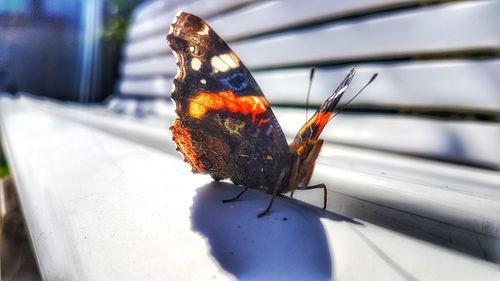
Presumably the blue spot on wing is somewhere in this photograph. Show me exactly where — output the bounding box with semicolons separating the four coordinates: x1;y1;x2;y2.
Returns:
219;72;249;91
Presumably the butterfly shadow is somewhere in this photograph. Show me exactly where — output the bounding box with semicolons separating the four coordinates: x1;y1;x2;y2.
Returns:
190;181;361;281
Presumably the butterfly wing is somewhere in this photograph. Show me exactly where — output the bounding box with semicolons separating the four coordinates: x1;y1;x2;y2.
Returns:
167;12;290;190
290;67;356;152
288;68;356;188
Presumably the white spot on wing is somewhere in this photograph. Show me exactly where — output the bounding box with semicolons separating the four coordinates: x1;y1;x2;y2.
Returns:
191;58;202;71
220;53;239;68
210;53;240;72
211;56;230;72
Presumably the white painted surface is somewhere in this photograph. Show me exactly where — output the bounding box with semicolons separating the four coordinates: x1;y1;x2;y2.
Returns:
254;60;500;112
1;97;500;280
128;0;253;41
0;100;229;280
278;109;500;169
127;0;430;41
15;97;500;236
123;1;500;65
131;0;180;23
228;1;500;69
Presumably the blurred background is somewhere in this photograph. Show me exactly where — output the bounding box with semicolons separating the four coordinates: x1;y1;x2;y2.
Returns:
0;0;144;102
0;0;499;280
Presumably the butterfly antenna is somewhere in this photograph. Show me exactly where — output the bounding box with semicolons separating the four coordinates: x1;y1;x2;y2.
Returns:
291;67;356;147
331;72;378;120
305;66;316;123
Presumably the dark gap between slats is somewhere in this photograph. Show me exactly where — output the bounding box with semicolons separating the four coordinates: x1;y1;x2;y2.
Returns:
272;104;500;123
244;49;500;72
121;48;499;76
320;140;500;171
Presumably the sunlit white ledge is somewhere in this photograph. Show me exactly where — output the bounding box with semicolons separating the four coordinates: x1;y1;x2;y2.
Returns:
1;96;499;280
14;96;500;237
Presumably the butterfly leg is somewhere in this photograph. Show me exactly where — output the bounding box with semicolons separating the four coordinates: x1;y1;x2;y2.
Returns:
301;183;327;209
257;192;276;218
257;169;287;218
222;187;248;203
288;156;300;199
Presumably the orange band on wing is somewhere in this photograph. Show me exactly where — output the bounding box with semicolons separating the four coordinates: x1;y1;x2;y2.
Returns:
189;91;269;123
171;119;205;172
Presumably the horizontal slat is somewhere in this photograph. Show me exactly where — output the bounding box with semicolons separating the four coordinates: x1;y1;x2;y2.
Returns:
254;60;500;112
230;0;500;69
121;56;174;77
128;0;253;41
275;108;500;170
120;59;500;113
131;0;181;23
127;0;430;42
2;98;500;279
123;1;500;65
120;77;171;97
208;0;431;41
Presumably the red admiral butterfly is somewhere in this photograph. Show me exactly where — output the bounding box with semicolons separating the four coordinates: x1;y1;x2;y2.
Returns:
167;12;376;217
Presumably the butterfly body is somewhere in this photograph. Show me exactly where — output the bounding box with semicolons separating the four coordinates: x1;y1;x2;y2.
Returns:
167;12;359;216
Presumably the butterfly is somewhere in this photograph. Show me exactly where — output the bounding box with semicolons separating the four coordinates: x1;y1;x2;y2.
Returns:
167;12;376;217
